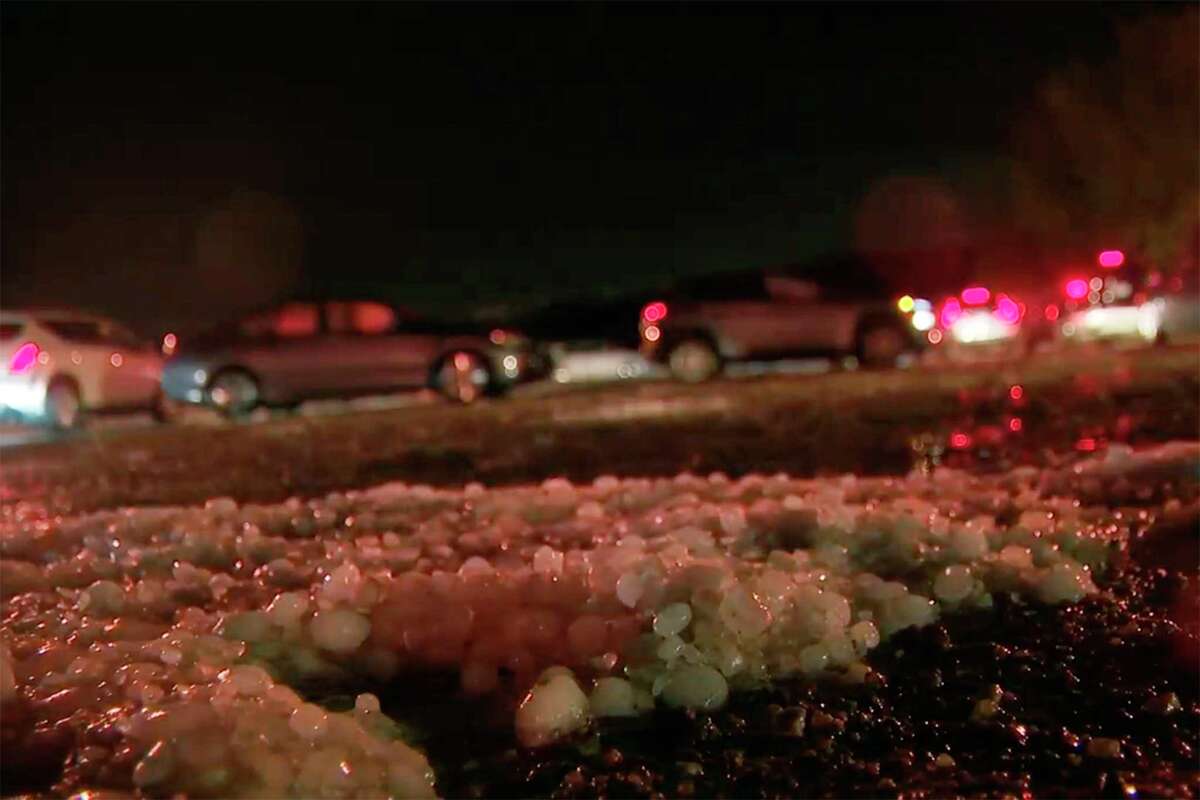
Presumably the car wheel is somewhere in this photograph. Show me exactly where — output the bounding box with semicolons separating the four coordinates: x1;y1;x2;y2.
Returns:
44;378;83;430
667;338;721;382
207;368;260;419
857;322;908;368
435;351;491;403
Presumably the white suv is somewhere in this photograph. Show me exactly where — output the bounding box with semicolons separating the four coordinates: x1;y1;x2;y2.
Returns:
0;310;165;428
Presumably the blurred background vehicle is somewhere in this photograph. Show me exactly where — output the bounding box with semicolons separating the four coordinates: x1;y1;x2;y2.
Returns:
161;299;537;417
920;285;1042;361
503;295;661;385
0;309;166;428
1046;252;1199;346
1154;267;1200;342
638;256;923;381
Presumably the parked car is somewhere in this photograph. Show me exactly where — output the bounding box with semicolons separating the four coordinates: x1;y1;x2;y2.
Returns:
506;295;659;385
0;309;166;428
1154;267;1200;342
639;259;922;381
161;299;537;416
1050;262;1199;346
927;286;1032;346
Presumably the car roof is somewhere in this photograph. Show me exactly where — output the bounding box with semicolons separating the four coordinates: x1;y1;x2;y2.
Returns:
0;308;114;324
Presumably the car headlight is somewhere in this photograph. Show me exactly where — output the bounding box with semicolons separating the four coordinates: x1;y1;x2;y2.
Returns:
910;309;936;331
501;354;520;378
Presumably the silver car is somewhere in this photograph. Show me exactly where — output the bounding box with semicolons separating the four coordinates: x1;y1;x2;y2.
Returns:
162;300;537;416
639;263;923;381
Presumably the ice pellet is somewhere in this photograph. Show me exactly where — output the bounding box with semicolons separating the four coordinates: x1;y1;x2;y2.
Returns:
660;663;729;711
289;703;329;740
515;667;591;747
590;677;637;717
934;565;974;603
309;609;371;655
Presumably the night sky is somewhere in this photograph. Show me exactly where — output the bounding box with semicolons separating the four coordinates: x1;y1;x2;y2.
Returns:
1;3;1157;335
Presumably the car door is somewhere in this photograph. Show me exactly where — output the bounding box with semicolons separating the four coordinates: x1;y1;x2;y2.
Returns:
675;272;785;359
97;320;162;407
234;303;330;401
322;301;440;393
761;276;851;353
36;318;111;407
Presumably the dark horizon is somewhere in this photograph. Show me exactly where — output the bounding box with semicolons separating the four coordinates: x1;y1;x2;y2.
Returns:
1;2;1167;335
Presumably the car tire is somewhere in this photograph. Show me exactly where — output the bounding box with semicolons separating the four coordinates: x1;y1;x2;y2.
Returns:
856;320;909;369
44;377;84;430
666;338;721;382
207;368;261;419
433;351;491;403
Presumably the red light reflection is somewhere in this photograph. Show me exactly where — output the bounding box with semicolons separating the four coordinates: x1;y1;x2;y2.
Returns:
1097;250;1125;268
1008;417;1023;432
1009;384;1024;401
949;431;972;449
1075;437;1098;452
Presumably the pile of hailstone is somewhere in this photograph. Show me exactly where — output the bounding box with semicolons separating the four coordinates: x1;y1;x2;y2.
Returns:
4;445;1190;797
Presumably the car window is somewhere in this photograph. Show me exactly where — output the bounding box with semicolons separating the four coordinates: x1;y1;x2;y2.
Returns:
765;276;820;302
675;271;769;301
101;321;146;349
240;303;320;339
326;301;397;335
40;319;105;344
783;258;892;301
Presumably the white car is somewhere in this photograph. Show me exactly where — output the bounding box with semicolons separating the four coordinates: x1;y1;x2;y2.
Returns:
0;309;166;428
547;343;664;384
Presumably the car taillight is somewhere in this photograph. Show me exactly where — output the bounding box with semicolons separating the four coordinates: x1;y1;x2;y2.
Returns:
939;297;962;328
994;294;1021;324
8;342;39;374
961;286;990;306
489;329;528;347
1064;278;1089;300
641;301;668;323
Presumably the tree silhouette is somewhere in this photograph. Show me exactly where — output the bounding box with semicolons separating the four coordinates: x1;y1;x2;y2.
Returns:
1009;8;1199;268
